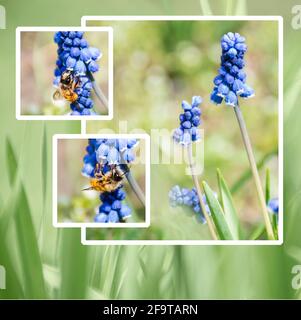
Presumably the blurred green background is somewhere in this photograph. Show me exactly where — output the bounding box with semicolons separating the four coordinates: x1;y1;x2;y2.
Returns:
0;0;298;299
21;31;109;115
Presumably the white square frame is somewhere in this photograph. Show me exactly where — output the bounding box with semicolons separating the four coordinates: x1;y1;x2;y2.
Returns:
16;26;114;120
80;15;283;246
52;133;151;228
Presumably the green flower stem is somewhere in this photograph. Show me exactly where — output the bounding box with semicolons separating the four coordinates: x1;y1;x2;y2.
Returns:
233;104;275;240
187;144;218;240
86;70;108;113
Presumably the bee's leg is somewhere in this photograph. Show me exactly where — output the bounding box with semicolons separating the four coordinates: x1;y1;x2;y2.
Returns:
94;163;106;181
94;163;101;177
73;76;81;90
116;164;130;178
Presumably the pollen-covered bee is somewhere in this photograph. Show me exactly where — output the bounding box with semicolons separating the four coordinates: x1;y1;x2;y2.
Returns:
83;163;129;193
53;70;80;103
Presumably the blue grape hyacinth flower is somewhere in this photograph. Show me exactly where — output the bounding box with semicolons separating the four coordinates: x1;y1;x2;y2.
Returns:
173;96;202;145
95;188;132;223
53;31;102;115
211;32;254;107
82;139;138;223
169;185;210;224
268;197;279;220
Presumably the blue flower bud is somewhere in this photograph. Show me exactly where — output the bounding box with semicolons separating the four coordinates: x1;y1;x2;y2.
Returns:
74;60;86;75
88;60;99;73
89;47;101;60
182;121;192;129
71;111;81;115
192;116;200;126
99;203;111;213
240;84;254;98
76;31;84;38
112;200;122;211
94;213;108;223
225;91;238;106
68;32;77;39
70;47;80;58
123;149;135;163
64;37;73;46
82;163;95;177
66;56;77;69
214;75;223;85
107;148;121;165
80;48;92;63
182;100;192;111
96;143;110;161
108;210;120;223
81;109;92;116
184;111;192;120
119;205;131;219
232;79;244;93
73;38;81;46
80;38;88;48
217;83;230;97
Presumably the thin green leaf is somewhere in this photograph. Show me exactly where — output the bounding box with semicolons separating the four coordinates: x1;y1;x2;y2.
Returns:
265;168;271;203
0;179;22;237
59;229;88;299
199;0;212;15
0;190;25;299
217;169;240;240
202;181;234;240
5;137;18;187
234;0;247;15
14;185;46;298
272;214;279;240
249;224;265;240
226;0;234;15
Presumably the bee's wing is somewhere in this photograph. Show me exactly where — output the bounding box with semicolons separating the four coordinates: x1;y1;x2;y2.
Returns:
52;89;63;101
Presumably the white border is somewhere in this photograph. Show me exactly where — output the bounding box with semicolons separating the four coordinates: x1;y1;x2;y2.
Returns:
80;15;283;246
16;26;113;120
52;133;151;228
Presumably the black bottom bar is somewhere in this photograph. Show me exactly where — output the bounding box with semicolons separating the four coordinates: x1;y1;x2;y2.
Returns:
0;300;298;318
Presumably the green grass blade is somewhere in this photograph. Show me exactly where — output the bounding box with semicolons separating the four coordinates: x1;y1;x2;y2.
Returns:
217;169;240;240
202;181;234;240
59;229;89;299
265;168;271;203
5;137;18;187
234;0;247;15
0;185;25;298
199;0;212;15
249;224;265;240
14;185;46;298
226;0;234;15
42;125;47;204
272;214;279;240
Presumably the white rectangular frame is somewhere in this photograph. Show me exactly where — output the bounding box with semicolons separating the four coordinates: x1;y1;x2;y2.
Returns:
80;15;283;245
52;133;151;228
16;26;114;120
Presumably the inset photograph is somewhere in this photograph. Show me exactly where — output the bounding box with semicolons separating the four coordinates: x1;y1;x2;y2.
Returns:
82;17;282;243
53;134;150;228
16;27;113;119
